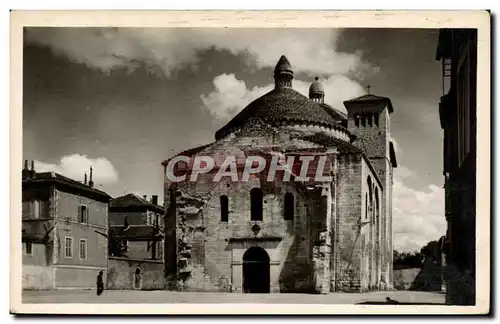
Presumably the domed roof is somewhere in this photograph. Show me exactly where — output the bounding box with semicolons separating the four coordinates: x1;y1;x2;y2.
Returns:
215;87;342;140
309;77;324;96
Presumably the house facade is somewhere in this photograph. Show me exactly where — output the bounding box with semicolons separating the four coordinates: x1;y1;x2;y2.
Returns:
435;28;477;305
22;161;110;290
106;194;165;290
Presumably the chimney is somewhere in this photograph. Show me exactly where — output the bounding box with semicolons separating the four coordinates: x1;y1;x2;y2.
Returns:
143;195;147;201
84;173;88;185
88;166;94;188
22;160;29;180
151;195;158;205
29;160;36;178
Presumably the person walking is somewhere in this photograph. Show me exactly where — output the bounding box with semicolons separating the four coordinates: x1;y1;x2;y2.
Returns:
96;271;104;296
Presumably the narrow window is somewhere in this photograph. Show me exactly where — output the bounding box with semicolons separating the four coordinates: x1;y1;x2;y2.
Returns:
78;205;88;223
79;239;87;260
32;201;40;219
220;195;229;222
355;114;360;127
374;112;380;126
368;113;373;126
365;193;368;220
25;242;32;255
284;193;294;221
250;188;263;221
65;237;73;258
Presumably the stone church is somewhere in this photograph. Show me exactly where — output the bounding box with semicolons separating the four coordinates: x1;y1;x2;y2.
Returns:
162;55;397;293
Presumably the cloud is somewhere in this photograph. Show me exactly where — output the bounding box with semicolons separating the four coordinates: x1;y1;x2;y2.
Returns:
392;169;446;252
24;28;377;78
200;73;364;120
33;154;119;185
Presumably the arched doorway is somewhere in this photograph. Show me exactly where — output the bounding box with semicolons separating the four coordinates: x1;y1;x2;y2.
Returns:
133;266;143;290
243;246;270;293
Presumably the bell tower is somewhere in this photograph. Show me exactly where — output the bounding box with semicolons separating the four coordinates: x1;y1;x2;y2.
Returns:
343;90;398;290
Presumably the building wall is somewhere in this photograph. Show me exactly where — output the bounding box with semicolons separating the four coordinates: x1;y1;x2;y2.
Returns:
164;129;387;294
335;153;382;292
107;257;165;290
126;240;164;260
22;243;53;290
52;190;108;288
109;210;163;227
437;29;477;306
165;133;339;293
109;211;145;226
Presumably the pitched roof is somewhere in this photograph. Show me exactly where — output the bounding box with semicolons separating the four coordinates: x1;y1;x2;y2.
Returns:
109;193;164;213
22;172;111;202
343;93;394;114
215;87;345;140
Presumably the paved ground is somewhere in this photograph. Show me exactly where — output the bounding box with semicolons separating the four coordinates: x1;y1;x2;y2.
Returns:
22;289;446;304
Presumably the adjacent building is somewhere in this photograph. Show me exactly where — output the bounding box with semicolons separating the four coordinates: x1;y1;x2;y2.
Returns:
105;194;165;290
22;161;111;290
435;28;477;305
162;55;397;293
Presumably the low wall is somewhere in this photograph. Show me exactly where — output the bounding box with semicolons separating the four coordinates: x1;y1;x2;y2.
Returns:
107;257;164;290
54;266;107;289
394;265;443;291
23;265;53;290
393;267;420;290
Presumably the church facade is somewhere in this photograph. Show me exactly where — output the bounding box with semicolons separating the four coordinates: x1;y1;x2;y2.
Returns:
162;55;397;293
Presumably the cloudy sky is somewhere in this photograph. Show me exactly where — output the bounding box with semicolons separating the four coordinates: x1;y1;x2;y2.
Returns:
22;27;446;252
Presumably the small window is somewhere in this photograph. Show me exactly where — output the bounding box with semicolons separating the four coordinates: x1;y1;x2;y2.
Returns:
65;237;73;258
361;115;366;127
79;239;87;259
374;112;380;126
220;195;229;222
367;114;373;126
25;242;32;255
284;193;294;221
250;188;263;221
78;205;88;223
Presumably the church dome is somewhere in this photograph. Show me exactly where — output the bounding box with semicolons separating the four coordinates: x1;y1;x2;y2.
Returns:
214;56;350;140
309;77;325;96
215;87;343;140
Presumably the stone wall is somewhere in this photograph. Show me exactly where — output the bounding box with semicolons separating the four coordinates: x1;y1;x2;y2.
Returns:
107;257;164;290
164;125;388;294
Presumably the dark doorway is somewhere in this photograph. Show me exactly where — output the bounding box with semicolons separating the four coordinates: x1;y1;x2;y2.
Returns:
243;246;270;293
